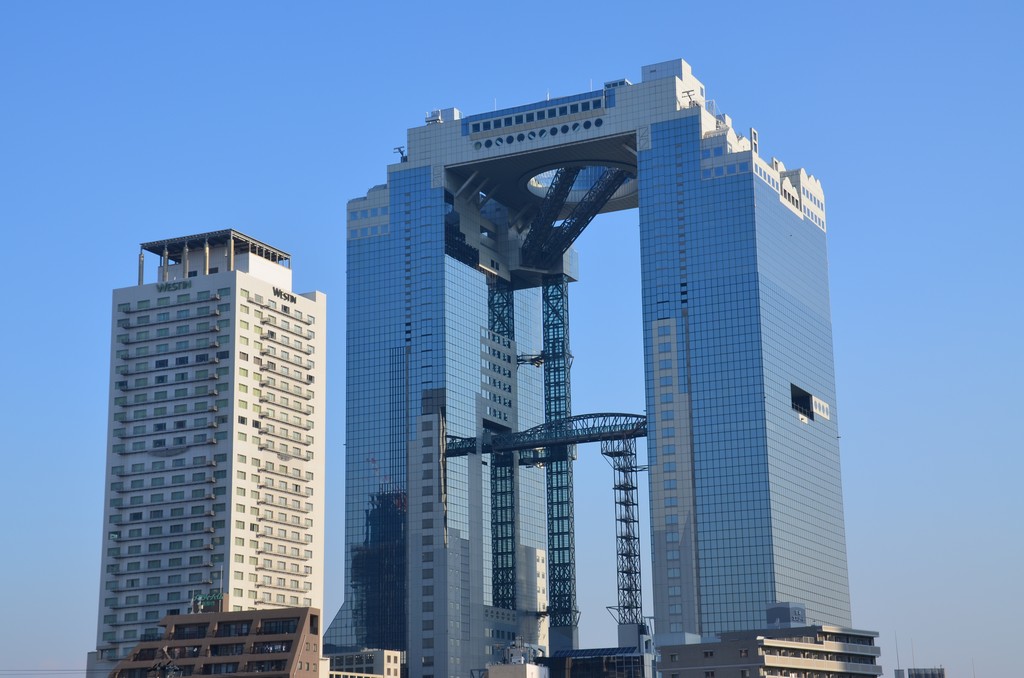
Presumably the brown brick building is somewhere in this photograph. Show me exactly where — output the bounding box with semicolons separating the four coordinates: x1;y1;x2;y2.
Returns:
110;606;325;677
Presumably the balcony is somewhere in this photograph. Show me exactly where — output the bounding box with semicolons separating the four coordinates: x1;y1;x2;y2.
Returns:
256;496;312;514
258;482;312;499
258;394;313;416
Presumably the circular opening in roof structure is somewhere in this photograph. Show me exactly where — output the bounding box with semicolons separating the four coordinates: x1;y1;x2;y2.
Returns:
526;165;637;204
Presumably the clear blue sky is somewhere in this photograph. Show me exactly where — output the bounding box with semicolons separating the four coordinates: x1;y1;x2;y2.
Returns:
1;2;1021;676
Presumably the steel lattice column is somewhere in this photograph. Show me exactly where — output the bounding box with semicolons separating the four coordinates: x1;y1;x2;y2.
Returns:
488;276;515;342
488;274;518;610
529;168;632;270
520;167;583;264
602;437;644;627
543;274;579;649
491;452;517;609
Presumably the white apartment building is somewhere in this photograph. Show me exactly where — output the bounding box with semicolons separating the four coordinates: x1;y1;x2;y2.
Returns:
87;230;327;672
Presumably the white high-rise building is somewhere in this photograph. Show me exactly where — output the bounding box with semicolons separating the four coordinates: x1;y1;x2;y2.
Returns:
87;230;327;671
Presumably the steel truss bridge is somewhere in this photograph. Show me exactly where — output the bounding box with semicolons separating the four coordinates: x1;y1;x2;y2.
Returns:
446;413;648;631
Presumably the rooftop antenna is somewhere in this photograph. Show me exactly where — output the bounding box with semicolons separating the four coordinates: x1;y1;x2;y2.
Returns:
394;146;407;161
895;633;901;670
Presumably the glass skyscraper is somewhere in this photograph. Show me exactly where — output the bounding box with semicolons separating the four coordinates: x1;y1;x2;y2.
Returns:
330;58;851;676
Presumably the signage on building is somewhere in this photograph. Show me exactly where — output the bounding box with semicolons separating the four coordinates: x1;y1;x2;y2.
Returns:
156;280;193;292
192;591;224;613
273;287;297;303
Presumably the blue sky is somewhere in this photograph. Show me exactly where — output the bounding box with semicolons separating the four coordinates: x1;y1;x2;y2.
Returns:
1;2;1021;676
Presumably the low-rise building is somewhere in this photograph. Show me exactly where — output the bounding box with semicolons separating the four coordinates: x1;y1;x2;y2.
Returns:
328;648;405;678
658;625;882;678
110;606;326;677
895;669;945;678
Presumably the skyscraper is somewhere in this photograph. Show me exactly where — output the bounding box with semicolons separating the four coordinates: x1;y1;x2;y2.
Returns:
330;58;850;676
87;231;327;673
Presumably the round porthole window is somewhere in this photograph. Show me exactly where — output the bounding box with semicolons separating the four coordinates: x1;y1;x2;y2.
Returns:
550;127;558;135
527;131;537;140
594;118;603;127
474;141;483;150
517;133;525;142
571;122;580;131
506;135;514;144
484;140;493;148
583;120;592;129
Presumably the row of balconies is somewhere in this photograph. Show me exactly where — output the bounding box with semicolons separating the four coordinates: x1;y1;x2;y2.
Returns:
118;293;221;315
258;314;313;340
255;563;310;578
115;342;223;364
257;326;314;355
114;439;219;458
110;571;214;594
259;345;315;365
257;424;313;447
257;361;313;386
117;308;221;331
116;358;224;378
256;514;311;530
256;496;312;515
256;375;313;401
259;466;313;485
256;441;313;461
118;323;221;345
116;370;220;392
108;496;217;518
108;537;216;559
109;505;215;529
257;481;313;499
254;579;311;595
108;565;216;594
108;582;214;609
108;525;216;545
253;531;312;547
112;406;219;427
113;459;216;477
112;485;215;502
258;393;312;415
255;297;315;326
116;421;219;441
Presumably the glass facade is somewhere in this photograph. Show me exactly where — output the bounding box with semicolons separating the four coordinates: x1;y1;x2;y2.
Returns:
334;58;851;675
332;162;548;677
640;110;850;639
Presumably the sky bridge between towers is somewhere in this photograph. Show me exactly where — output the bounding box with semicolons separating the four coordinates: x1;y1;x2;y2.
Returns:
445;413;647;457
446;413;649;639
